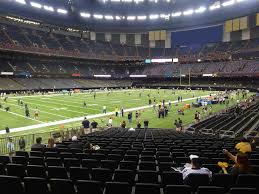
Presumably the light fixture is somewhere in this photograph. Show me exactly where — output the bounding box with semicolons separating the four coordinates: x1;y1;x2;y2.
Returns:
149;14;159;20
115;16;122;20
105;15;114;20
127;16;136;21
222;0;235;7
80;12;91;18
93;14;103;19
30;2;42;9
43;5;54;12
137;15;147;20
171;12;182;17
15;0;26;5
195;6;206;13
57;9;68;14
183;9;194;16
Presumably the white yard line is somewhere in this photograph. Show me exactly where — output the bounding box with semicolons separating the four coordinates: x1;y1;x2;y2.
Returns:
7;100;69;119
10;98;90;115
0;108;44;124
0;94;212;134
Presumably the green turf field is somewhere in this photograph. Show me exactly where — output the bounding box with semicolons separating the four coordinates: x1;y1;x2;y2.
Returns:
0;89;248;137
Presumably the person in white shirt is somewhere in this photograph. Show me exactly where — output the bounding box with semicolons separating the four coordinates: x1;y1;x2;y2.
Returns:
108;117;112;127
181;155;212;181
103;106;107;114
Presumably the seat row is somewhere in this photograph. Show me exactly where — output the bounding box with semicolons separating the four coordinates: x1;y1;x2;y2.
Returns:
0;175;257;194
1;163;259;191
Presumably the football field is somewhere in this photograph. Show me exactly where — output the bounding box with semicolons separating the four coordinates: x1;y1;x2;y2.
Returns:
0;89;245;136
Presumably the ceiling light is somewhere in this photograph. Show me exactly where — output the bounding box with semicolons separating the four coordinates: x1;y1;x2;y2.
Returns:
115;16;122;20
30;2;42;9
137;15;147;20
183;9;194;16
15;0;26;5
222;0;235;7
80;12;91;18
93;14;103;19
209;2;221;10
149;14;159;20
127;16;136;21
195;6;206;13
171;12;182;17
57;9;68;14
105;15;114;20
43;5;54;12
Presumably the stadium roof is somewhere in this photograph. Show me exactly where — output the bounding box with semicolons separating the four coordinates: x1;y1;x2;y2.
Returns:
0;0;259;31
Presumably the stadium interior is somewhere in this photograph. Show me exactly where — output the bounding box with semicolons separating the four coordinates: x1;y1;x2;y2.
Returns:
0;0;258;194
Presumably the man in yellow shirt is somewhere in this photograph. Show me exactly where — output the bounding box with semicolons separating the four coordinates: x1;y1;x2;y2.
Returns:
235;138;252;154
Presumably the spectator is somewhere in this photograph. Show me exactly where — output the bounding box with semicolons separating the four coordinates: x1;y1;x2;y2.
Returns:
18;137;26;151
31;137;45;149
143;119;149;129
108;117;113;127
7;137;15;156
178;118;183;131
128;112;132;123
136;121;141;129
223;150;254;175
82;117;90;128
120;120;126;128
235;137;252;154
175;120;181;132
91;120;98;129
68;136;83;149
47;138;56;148
181;155;212;181
85;142;93;150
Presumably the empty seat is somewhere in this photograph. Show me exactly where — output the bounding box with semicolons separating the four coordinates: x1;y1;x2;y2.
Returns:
45;152;59;158
64;158;80;169
30;151;43;157
197;186;225;194
107;154;123;161
0;155;11;165
157;156;172;163
211;174;235;191
50;178;76;194
184;173;210;191
164;185;192;194
77;180;103;194
236;174;259;189
120;161;137;171
60;152;74;159
91;168;113;183
114;169;135;185
158;162;173;172
15;151;29;158
46;158;62;167
82;159;100;169
0;175;24;194
24;177;49;194
139;161;156;171
12;156;28;166
124;155;139;162
69;167;90;181
229;187;257;194
27;165;46;178
48;166;68;179
0;163;5;175
161;171;183;186
100;160;118;170
126;150;139;156
6;164;26;178
28;156;45;166
137;170;158;184
135;183;160;194
91;153;106;161
140;156;156;162
105;182;132;194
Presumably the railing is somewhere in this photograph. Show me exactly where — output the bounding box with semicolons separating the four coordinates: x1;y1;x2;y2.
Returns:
0;125;83;155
